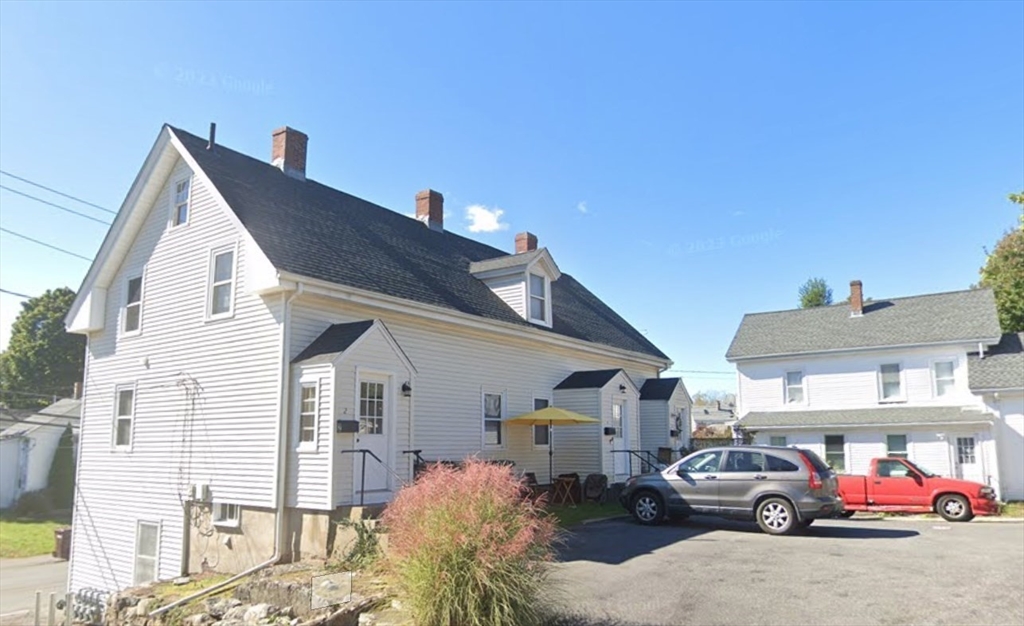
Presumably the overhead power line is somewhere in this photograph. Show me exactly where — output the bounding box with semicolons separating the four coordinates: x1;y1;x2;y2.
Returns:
0;184;112;226
0;169;116;215
0;287;34;299
0;227;92;261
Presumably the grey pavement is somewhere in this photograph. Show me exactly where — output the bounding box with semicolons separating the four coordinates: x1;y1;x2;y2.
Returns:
552;516;1024;626
0;555;68;625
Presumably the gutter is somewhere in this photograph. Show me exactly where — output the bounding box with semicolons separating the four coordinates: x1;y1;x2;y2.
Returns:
151;284;303;617
726;337;1004;364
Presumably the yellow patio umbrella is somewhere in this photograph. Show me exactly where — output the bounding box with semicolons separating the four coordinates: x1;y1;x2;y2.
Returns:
504;406;601;484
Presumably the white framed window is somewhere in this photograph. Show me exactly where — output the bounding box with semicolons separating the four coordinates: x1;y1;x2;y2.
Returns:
532;397;550;447
172;177;191;227
483;392;504;447
825;434;846;472
933;360;956;397
134;521;160;586
298;383;317;447
123;275;143;334
769;435;787;447
528;273;549;325
784;371;805;404
114;386;135;449
886;434;908;459
879;363;903;402
212;503;240;528
358;380;385;435
207;246;237;319
956;437;976;464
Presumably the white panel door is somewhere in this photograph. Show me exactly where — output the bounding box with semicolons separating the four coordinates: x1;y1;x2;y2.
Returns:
955;435;983;484
354;376;391;500
613;401;629;479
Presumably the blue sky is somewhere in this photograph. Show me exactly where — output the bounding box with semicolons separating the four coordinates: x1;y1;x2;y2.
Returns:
1;2;1021;393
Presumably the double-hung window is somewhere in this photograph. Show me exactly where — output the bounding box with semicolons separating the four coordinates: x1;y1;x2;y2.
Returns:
124;276;143;334
886;434;908;459
784;371;804;404
769;435;788;447
173;178;191;226
879;364;902;401
298;383;317;445
933;361;956;397
532;398;550;447
114;387;135;448
824;434;845;472
528;274;547;323
208;247;236;318
134;521;160;585
483;392;503;447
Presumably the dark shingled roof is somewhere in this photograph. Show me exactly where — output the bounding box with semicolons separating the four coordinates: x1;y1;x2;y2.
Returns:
968;333;1024;391
293;321;375;364
739;406;993;429
640;377;682;400
171;126;667;361
468;249;547;274
554;369;623;390
726;289;1001;360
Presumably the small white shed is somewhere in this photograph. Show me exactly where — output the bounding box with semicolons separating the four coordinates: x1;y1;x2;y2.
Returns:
0;399;80;509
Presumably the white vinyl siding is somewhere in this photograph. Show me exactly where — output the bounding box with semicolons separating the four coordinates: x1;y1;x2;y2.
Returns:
123;276;143;334
933;361;956;397
288;365;332;510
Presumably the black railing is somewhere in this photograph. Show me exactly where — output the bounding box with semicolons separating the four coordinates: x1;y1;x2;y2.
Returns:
611;449;665;477
340;448;386;507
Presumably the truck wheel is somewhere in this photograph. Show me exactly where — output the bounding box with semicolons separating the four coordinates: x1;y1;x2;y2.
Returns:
756;497;797;535
839;510;856;518
937;495;974;522
630;491;664;526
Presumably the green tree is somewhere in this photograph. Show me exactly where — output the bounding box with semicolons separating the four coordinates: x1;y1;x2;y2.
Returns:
979;193;1024;333
0;288;85;409
799;277;833;308
47;425;76;510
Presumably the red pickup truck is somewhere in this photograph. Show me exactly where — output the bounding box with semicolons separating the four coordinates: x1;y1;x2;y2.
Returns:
837;457;999;522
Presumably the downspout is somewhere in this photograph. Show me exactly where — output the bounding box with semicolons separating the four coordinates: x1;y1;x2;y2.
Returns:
151;285;303;617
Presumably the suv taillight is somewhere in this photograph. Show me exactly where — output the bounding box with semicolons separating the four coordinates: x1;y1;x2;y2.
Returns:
799;453;823;490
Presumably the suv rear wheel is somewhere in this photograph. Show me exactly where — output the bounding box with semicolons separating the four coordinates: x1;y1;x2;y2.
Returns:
756;497;797;535
630;491;664;525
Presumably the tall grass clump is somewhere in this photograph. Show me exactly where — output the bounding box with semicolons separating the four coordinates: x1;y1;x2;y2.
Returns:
382;458;557;626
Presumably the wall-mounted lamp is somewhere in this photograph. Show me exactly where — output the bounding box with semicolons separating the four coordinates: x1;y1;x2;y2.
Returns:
401;382;412;397
618;384;627;393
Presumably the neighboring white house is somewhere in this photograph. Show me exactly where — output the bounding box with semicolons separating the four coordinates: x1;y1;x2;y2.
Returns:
727;280;1023;502
63;124;674;594
638;377;692;463
0;398;80;509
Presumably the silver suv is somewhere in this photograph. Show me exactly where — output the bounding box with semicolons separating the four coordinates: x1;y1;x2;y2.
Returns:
619;446;841;535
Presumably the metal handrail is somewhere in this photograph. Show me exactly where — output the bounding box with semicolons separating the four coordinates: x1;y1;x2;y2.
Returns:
340;448;407;506
611;449;666;476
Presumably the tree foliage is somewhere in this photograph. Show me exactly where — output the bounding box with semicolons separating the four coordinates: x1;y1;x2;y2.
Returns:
0;288;85;409
47;425;76;510
799;277;833;308
979;193;1024;333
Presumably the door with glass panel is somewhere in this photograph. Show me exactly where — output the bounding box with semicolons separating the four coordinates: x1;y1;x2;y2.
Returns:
354;376;391;498
612;401;630;479
954;435;983;484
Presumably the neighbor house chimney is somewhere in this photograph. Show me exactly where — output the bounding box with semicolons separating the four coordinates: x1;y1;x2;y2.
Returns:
271;126;308;180
416;189;444;231
515;232;538;254
850;280;864;317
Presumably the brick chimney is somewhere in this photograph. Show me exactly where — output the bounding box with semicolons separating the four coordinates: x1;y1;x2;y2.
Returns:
850;280;864;317
271;126;308;180
416;189;444;231
515;232;538;254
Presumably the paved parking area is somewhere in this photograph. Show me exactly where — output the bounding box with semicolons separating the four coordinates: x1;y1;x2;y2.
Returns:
553;516;1024;626
0;555;68;625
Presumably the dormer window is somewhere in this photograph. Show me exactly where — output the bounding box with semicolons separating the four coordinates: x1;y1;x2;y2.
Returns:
529;274;547;323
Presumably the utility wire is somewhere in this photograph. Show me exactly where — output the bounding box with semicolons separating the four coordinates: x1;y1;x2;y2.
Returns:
0;185;112;226
0;170;116;215
0;227;92;261
0;287;34;299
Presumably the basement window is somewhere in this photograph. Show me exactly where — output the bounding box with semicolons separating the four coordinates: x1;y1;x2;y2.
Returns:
212;503;240;528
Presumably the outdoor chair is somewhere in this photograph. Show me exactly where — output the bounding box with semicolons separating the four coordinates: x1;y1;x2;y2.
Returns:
552;473;580;506
582;473;608;504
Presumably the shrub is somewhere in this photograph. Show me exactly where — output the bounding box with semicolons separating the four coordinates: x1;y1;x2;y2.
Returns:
334;518;382;570
11;490;54;519
382;458;557;626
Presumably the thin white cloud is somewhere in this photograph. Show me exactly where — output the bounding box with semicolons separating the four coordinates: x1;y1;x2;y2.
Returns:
465;204;509;233
577;201;588;214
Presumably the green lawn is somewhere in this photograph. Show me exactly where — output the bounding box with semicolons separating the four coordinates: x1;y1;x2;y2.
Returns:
1001;501;1024;518
0;516;69;559
548;501;625;527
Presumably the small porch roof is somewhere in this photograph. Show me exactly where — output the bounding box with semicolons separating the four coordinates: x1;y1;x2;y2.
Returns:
292;320;375;364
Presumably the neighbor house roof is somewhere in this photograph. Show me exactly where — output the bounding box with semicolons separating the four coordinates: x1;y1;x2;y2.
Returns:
170;127;667;361
738;406;993;429
693;405;736;424
726;289;1001;361
554;369;623;390
968;333;1024;392
292;321;376;365
0;399;81;439
639;378;682;400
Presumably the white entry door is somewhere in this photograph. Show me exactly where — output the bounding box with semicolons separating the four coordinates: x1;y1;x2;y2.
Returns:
354;376;391;500
955;436;983;484
612;401;629;479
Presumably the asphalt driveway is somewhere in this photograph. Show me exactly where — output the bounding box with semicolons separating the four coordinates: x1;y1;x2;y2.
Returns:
0;555;68;625
552;516;1024;626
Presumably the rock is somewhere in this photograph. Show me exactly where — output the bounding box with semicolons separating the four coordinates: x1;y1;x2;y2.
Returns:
223;604;249;621
389;599;402;611
134;597;157;617
244;603;273;624
358;613;377;625
174;576;193;585
320;579;340;592
185;614;216;626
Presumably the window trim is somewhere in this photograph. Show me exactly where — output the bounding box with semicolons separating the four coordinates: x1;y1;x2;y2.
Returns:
769;435;788;447
212;502;241;528
824;434;846;473
526;272;552;327
784;370;806;405
133;520;161;586
121;273;145;337
531;396;551;449
170;176;193;229
296;379;319;452
931;359;957;398
112;383;137;451
356;376;387;438
877;362;906;403
206;244;238;321
886;434;909;459
482;390;506;449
